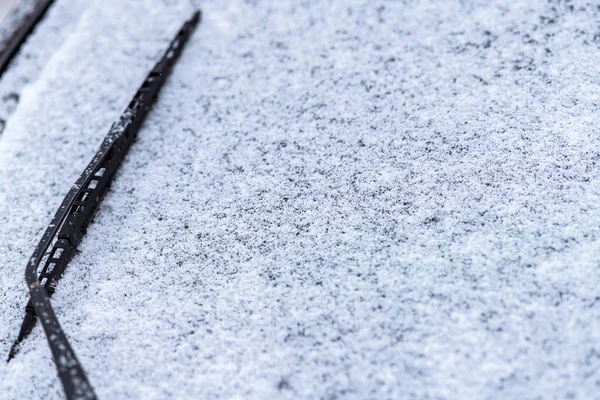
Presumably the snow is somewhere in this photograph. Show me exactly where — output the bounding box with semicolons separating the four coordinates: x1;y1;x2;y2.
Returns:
1;0;600;399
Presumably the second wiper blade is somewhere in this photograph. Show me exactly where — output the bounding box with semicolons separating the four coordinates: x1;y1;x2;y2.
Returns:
0;0;55;78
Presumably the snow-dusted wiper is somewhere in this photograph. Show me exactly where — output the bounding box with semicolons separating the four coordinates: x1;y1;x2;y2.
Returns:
7;10;201;400
0;0;55;78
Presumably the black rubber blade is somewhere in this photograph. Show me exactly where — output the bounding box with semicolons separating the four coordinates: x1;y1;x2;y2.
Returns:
8;10;201;400
0;0;55;78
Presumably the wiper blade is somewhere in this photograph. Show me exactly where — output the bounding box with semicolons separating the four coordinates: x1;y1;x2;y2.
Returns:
8;10;201;400
0;0;56;78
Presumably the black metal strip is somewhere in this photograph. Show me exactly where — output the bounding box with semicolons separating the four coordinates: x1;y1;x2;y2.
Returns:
0;0;55;78
8;10;200;400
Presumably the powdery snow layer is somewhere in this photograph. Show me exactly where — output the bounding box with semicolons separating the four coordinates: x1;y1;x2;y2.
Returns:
1;0;600;399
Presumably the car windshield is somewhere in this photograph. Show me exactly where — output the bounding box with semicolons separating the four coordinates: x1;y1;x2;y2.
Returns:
0;0;18;23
